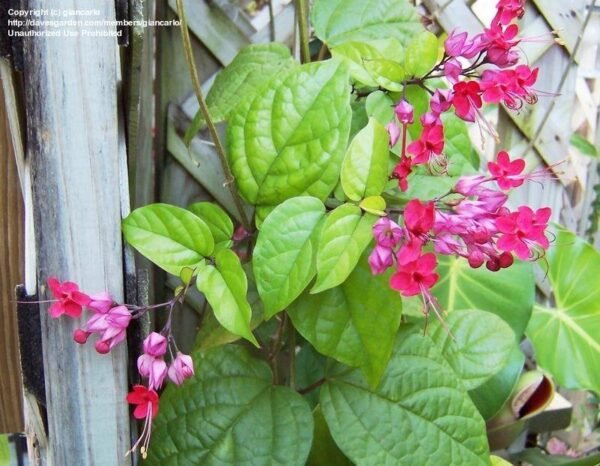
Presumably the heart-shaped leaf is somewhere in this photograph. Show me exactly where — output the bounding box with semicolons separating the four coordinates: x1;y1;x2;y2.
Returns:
312;204;376;293
320;328;490;465
188;202;234;250
428;309;515;390
404;31;439;77
196;249;258;346
331;42;383;87
228;60;351;206
253;197;326;318
526;226;600;394
122;203;214;276
146;345;313;466
289;256;402;387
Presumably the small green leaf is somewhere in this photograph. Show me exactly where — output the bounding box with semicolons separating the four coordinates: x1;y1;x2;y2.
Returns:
365;90;394;125
307;407;353;466
341;118;390;201
359;195;386;215
570;133;598;157
433;255;534;337
527;226;600;394
363;59;405;91
320;328;490;465
253;197;326;318
312;0;423;48
122;203;214;276
490;456;512;466
188;202;234;250
350;99;369;140
428;309;516;390
289;256;402;387
146;345;313;466
331;42;383;87
228;60;351;206
179;266;198;285
441;112;479;172
196;249;258;346
404;31;439;77
312;204;376;293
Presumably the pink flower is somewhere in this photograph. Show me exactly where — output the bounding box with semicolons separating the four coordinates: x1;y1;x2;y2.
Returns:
390;253;439;297
496;206;552;259
430;89;454;115
443;59;462;84
488;151;526;190
168;353;195;385
444;30;484;59
126;385;159;459
90;305;131;354
481;66;539;109
454;175;487;196
396;237;423;266
143;332;168;357
47;277;91;319
137;354;168;390
394;99;414;124
406;123;444;164
452;81;482;122
368;245;394;275
87;292;113;314
373;218;403;248
392;156;413;192
482;23;520;67
493;0;525;26
404;199;435;236
386;122;401;147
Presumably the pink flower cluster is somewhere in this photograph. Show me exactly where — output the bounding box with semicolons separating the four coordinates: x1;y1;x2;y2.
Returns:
388;0;541;193
46;277;195;458
370;151;552;316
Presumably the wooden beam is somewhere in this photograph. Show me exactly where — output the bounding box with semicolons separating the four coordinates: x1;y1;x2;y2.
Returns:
0;78;24;433
22;1;131;464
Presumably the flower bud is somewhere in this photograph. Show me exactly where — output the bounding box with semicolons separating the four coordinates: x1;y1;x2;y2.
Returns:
385;122;401;147
87;292;114;314
73;329;91;345
168;353;195;385
95;340;110;354
394;99;413;125
143;332;168;357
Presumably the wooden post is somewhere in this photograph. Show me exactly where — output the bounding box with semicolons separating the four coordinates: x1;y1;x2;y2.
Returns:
0;79;25;434
22;1;131;464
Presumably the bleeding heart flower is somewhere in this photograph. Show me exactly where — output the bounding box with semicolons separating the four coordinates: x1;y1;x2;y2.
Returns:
496;206;551;259
47;277;91;319
392;156;413;192
394;99;414;124
406;123;444;164
390;253;439;297
168;353;195;385
373;217;403;248
143;332;168;357
386;121;401;147
452;81;483;122
126;385;159;459
404;199;436;236
368;245;394;275
488;151;526;190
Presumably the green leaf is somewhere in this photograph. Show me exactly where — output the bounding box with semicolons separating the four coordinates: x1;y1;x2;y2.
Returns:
0;436;9;466
228;60;351;206
350;99;369;140
320;328;490;466
196;249;258;346
399;173;458;201
312;204;377;293
341;118;390;201
185;44;293;143
253;197;326;318
570;133;598;157
404;85;430;140
312;0;423;48
359;195;387;215
526;227;600;394
122;203;214;276
490;456;512;466
428;309;515;390
188;202;234;250
331;42;383;87
363;59;405;91
441;112;479;172
404;31;439;77
308;407;353;466
433;255;534;338
146;345;313;466
469;344;525;420
365;90;394;125
289;256;402;387
295;344;327;408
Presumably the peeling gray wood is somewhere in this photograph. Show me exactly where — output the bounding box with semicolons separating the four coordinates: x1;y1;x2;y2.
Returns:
22;0;131;464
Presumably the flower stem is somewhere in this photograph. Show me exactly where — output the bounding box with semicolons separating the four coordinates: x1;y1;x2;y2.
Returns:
296;0;311;63
175;0;252;231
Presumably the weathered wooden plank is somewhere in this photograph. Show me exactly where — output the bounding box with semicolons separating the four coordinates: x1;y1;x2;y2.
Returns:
22;1;131;464
0;80;24;433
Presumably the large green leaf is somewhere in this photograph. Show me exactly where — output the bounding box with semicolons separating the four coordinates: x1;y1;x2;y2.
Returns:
331;42;383;87
404;31;439;77
428;309;515;390
363;59;405;91
146;345;313;466
312;0;423;48
196;249;258;346
307;407;353;466
187;202;234;250
433;256;534;337
312;204;376;293
526;227;600;394
441;113;480;173
253;197;326;318
320;328;490;466
122;203;214;276
289;256;403;387
469;344;525;420
186;43;294;143
341;118;390;201
228;60;351;206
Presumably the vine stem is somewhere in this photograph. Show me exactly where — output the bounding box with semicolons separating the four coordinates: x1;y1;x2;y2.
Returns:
175;0;252;231
296;0;311;63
